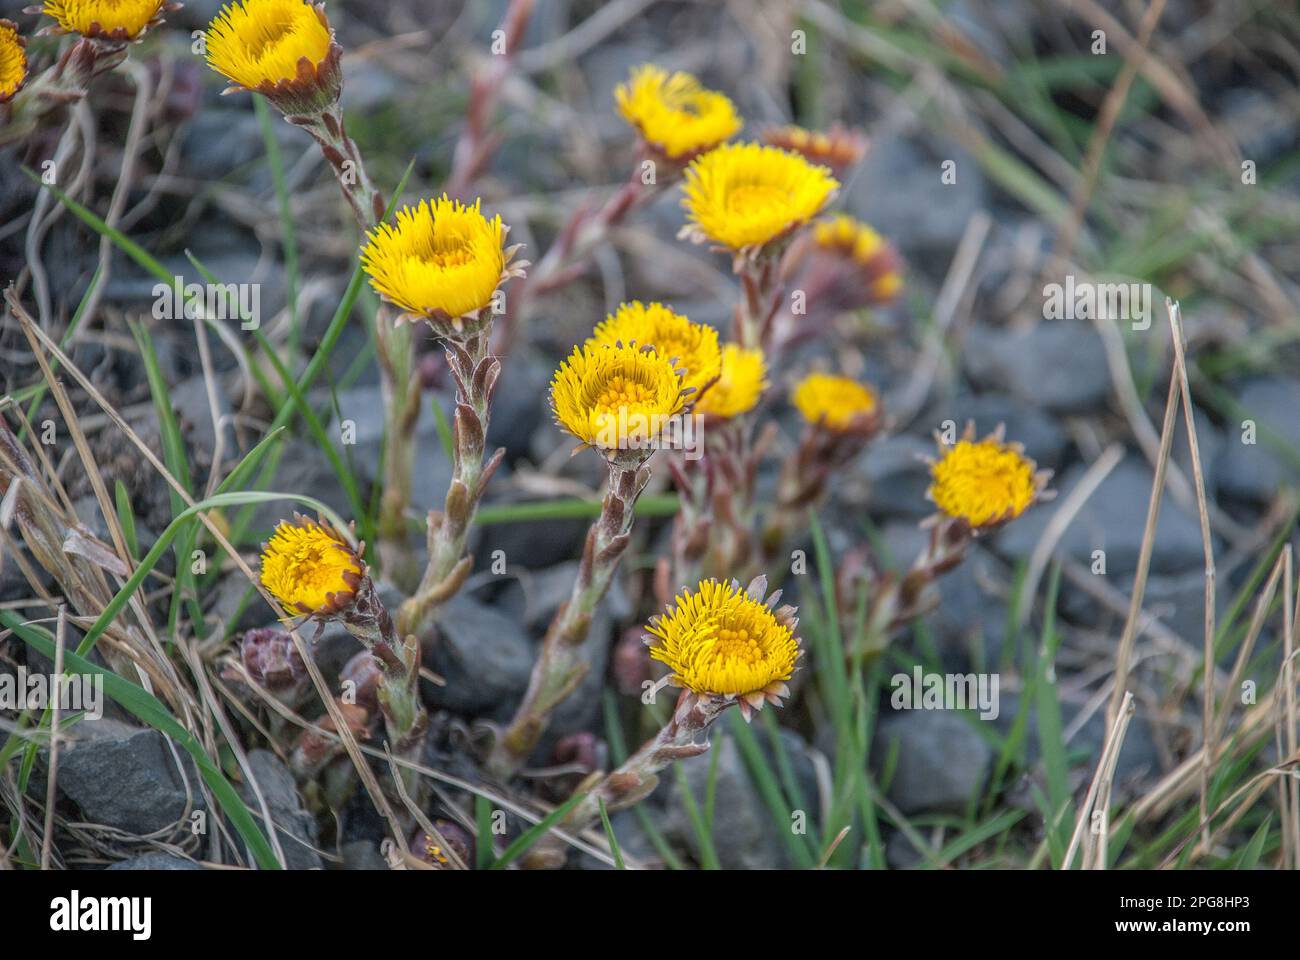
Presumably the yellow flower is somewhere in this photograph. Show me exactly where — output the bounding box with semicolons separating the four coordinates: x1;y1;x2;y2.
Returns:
791;372;877;431
615;64;741;160
361;195;519;328
588;301;720;400
646;577;800;714
696;343;766;419
260;516;363;616
42;0;166;40
682;142;839;252
550;341;687;452
762;122;867;174
813;214;903;302
0;21;26;103
205;0;334;92
927;425;1047;530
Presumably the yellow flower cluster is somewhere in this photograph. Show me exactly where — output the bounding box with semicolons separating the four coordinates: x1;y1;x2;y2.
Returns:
0;21;26;102
928;433;1041;529
550;341;687;451
695;344;766;419
588;301;721;400
813;214;903;301
646;578;799;701
616;64;741;160
42;0;166;40
791;372;877;431
260;517;363;616
205;0;333;91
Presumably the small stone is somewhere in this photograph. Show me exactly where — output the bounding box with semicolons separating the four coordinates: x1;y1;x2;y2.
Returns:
238;749;322;870
964;321;1111;413
106;853;204;870
874;710;992;815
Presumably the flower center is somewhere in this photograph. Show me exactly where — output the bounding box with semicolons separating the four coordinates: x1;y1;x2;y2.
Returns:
247;19;298;60
595;375;657;412
726;181;789;216
712;624;763;666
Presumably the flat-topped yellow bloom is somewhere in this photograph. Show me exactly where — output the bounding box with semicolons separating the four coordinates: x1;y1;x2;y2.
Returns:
588;301;720;400
260;516;363;617
813;214;903;301
551;342;687;452
615;64;741;160
792;372;877;431
0;21;26;103
696;343;766;419
42;0;166;40
361;195;513;325
928;427;1045;530
205;0;334;91
682;142;839;251
646;577;800;711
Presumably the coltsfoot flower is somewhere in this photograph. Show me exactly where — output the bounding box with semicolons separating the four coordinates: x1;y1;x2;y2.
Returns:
927;423;1051;531
41;0;171;42
239;626;307;692
615;64;741;161
588;301;721;400
809;214;903;304
360;195;524;335
205;0;341;116
695;343;766;419
681;142;839;253
0;21;26;102
646;576;801;719
792;371;879;432
550;341;689;455
259;514;363;617
762;122;868;176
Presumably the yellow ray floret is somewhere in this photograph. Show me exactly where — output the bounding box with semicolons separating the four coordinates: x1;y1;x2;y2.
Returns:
928;437;1038;528
792;372;876;430
647;579;799;699
42;0;164;39
682;142;839;251
550;342;686;450
615;64;741;159
696;343;766;419
360;195;507;321
205;0;333;90
0;22;26;102
260;517;362;615
588;301;720;399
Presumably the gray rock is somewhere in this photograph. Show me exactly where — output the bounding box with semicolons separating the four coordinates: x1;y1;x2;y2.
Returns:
106;852;204;870
964;321;1111;413
1215;379;1300;504
171;374;234;460
995;456;1211;577
846;135;989;264
848;434;934;520
40;718;207;836
341;839;388;870
239;750;322;870
423;593;535;718
874;710;993;814
664;725;820;870
486;350;553;461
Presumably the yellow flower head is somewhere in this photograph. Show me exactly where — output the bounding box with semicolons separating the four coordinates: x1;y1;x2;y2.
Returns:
588;301;721;401
205;0;336;100
927;424;1049;530
550;341;687;453
361;195;521;330
792;372;877;431
812;214;903;302
615;64;741;160
0;21;27;103
42;0;167;41
646;576;800;715
260;515;363;617
696;343;766;419
762;122;868;174
682;142;839;252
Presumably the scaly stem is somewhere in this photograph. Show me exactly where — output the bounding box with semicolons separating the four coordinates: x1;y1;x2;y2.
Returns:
486;455;652;779
397;329;503;636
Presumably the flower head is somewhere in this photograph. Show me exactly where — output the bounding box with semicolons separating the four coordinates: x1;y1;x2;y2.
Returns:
806;214;903;305
239;626;307;692
646;576;800;718
761;123;868;176
205;0;341;115
550;341;688;455
615;64;741;161
260;515;363;617
927;423;1051;531
0;21;27;103
42;0;169;41
695;343;766;419
792;372;878;431
361;195;523;334
588;301;720;401
681;142;839;253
